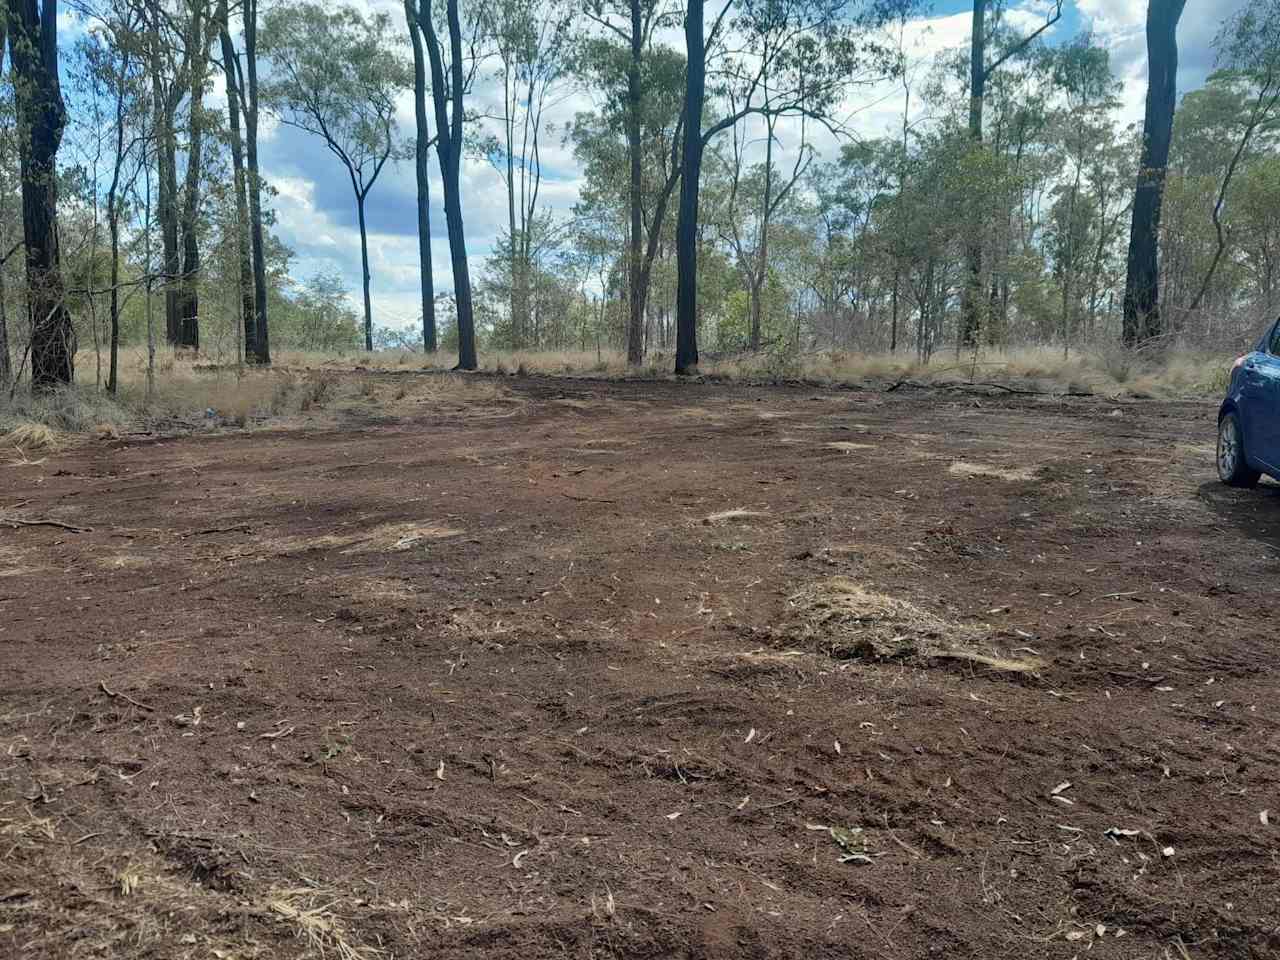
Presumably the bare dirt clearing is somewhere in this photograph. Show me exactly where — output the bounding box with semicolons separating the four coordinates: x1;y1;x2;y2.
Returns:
2;376;1278;959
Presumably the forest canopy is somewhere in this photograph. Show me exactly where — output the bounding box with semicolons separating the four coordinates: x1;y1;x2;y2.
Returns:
1;0;1277;389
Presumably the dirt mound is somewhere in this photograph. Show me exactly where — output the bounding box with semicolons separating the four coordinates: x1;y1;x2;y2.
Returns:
787;577;1042;673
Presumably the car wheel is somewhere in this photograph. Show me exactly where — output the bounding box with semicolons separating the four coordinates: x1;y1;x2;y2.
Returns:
1218;412;1261;488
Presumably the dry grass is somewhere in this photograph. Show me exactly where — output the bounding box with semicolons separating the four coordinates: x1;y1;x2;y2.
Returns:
0;544;48;578
703;508;770;524
949;460;1039;482
270;343;1234;397
1;809;57;845
264;520;464;557
0;342;1230;445
788;577;1042;673
266;887;382;960
2;421;65;452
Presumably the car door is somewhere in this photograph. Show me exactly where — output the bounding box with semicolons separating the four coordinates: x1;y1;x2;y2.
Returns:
1245;320;1280;470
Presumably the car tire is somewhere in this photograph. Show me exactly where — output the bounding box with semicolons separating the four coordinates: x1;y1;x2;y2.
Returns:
1218;412;1261;488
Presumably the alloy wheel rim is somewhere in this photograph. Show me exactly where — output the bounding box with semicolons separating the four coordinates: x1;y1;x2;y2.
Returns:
1218;419;1239;479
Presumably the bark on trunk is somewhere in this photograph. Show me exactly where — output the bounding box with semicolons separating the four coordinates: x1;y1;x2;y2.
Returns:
105;31;131;394
626;0;644;365
748;130;774;352
244;0;271;363
0;16;10;387
148;16;181;347
218;2;256;363
674;0;704;375
405;0;437;352
1122;0;1186;346
176;1;208;351
418;0;477;369
357;193;373;351
9;0;74;389
959;0;986;348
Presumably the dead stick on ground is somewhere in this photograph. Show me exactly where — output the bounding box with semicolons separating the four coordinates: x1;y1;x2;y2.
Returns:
1;516;92;533
561;494;617;504
99;680;156;712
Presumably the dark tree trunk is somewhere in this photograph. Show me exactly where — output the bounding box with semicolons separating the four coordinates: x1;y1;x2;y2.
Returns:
0;256;9;387
1;16;13;387
243;0;271;363
958;0;987;348
749;125;774;352
418;0;477;369
625;0;643;366
9;0;74;389
674;0;704;375
890;271;899;353
405;0;436;352
146;4;182;346
357;191;373;351
218;1;256;363
176;0;208;351
1123;0;1186;346
105;24;134;394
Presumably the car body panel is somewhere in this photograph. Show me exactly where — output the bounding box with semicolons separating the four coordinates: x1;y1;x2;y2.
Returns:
1220;318;1280;479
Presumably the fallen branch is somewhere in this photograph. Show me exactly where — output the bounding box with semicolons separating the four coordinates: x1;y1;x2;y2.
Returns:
185;523;253;537
886;379;1093;398
0;515;92;533
99;680;156;712
561;494;618;504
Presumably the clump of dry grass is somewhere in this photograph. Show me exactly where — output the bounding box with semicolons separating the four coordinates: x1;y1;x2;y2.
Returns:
266;887;381;960
264;520;464;556
949;460;1039;482
1;809;57;845
703;508;770;524
788;577;1041;673
3;421;65;452
1;384;135;443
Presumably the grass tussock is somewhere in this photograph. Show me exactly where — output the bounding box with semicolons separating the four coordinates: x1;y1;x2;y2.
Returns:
703;507;770;524
266;887;382;960
949;460;1039;482
788;577;1042;674
264;520;464;557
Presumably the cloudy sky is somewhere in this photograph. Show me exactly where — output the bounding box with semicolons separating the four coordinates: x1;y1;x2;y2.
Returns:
113;0;1256;332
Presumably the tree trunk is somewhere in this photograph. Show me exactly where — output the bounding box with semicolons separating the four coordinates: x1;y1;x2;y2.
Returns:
1122;0;1186;347
749;126;774;352
959;0;987;348
674;0;704;375
9;0;74;389
625;0;644;365
419;0;477;369
148;9;181;347
890;271;899;353
176;0;207;351
0;14;8;387
218;2;256;364
244;0;271;363
405;0;436;352
503;59;521;345
357;191;374;351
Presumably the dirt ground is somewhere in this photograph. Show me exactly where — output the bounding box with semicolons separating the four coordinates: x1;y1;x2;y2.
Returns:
3;374;1278;959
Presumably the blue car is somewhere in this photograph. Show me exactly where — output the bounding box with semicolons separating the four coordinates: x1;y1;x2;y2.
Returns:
1218;317;1280;487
